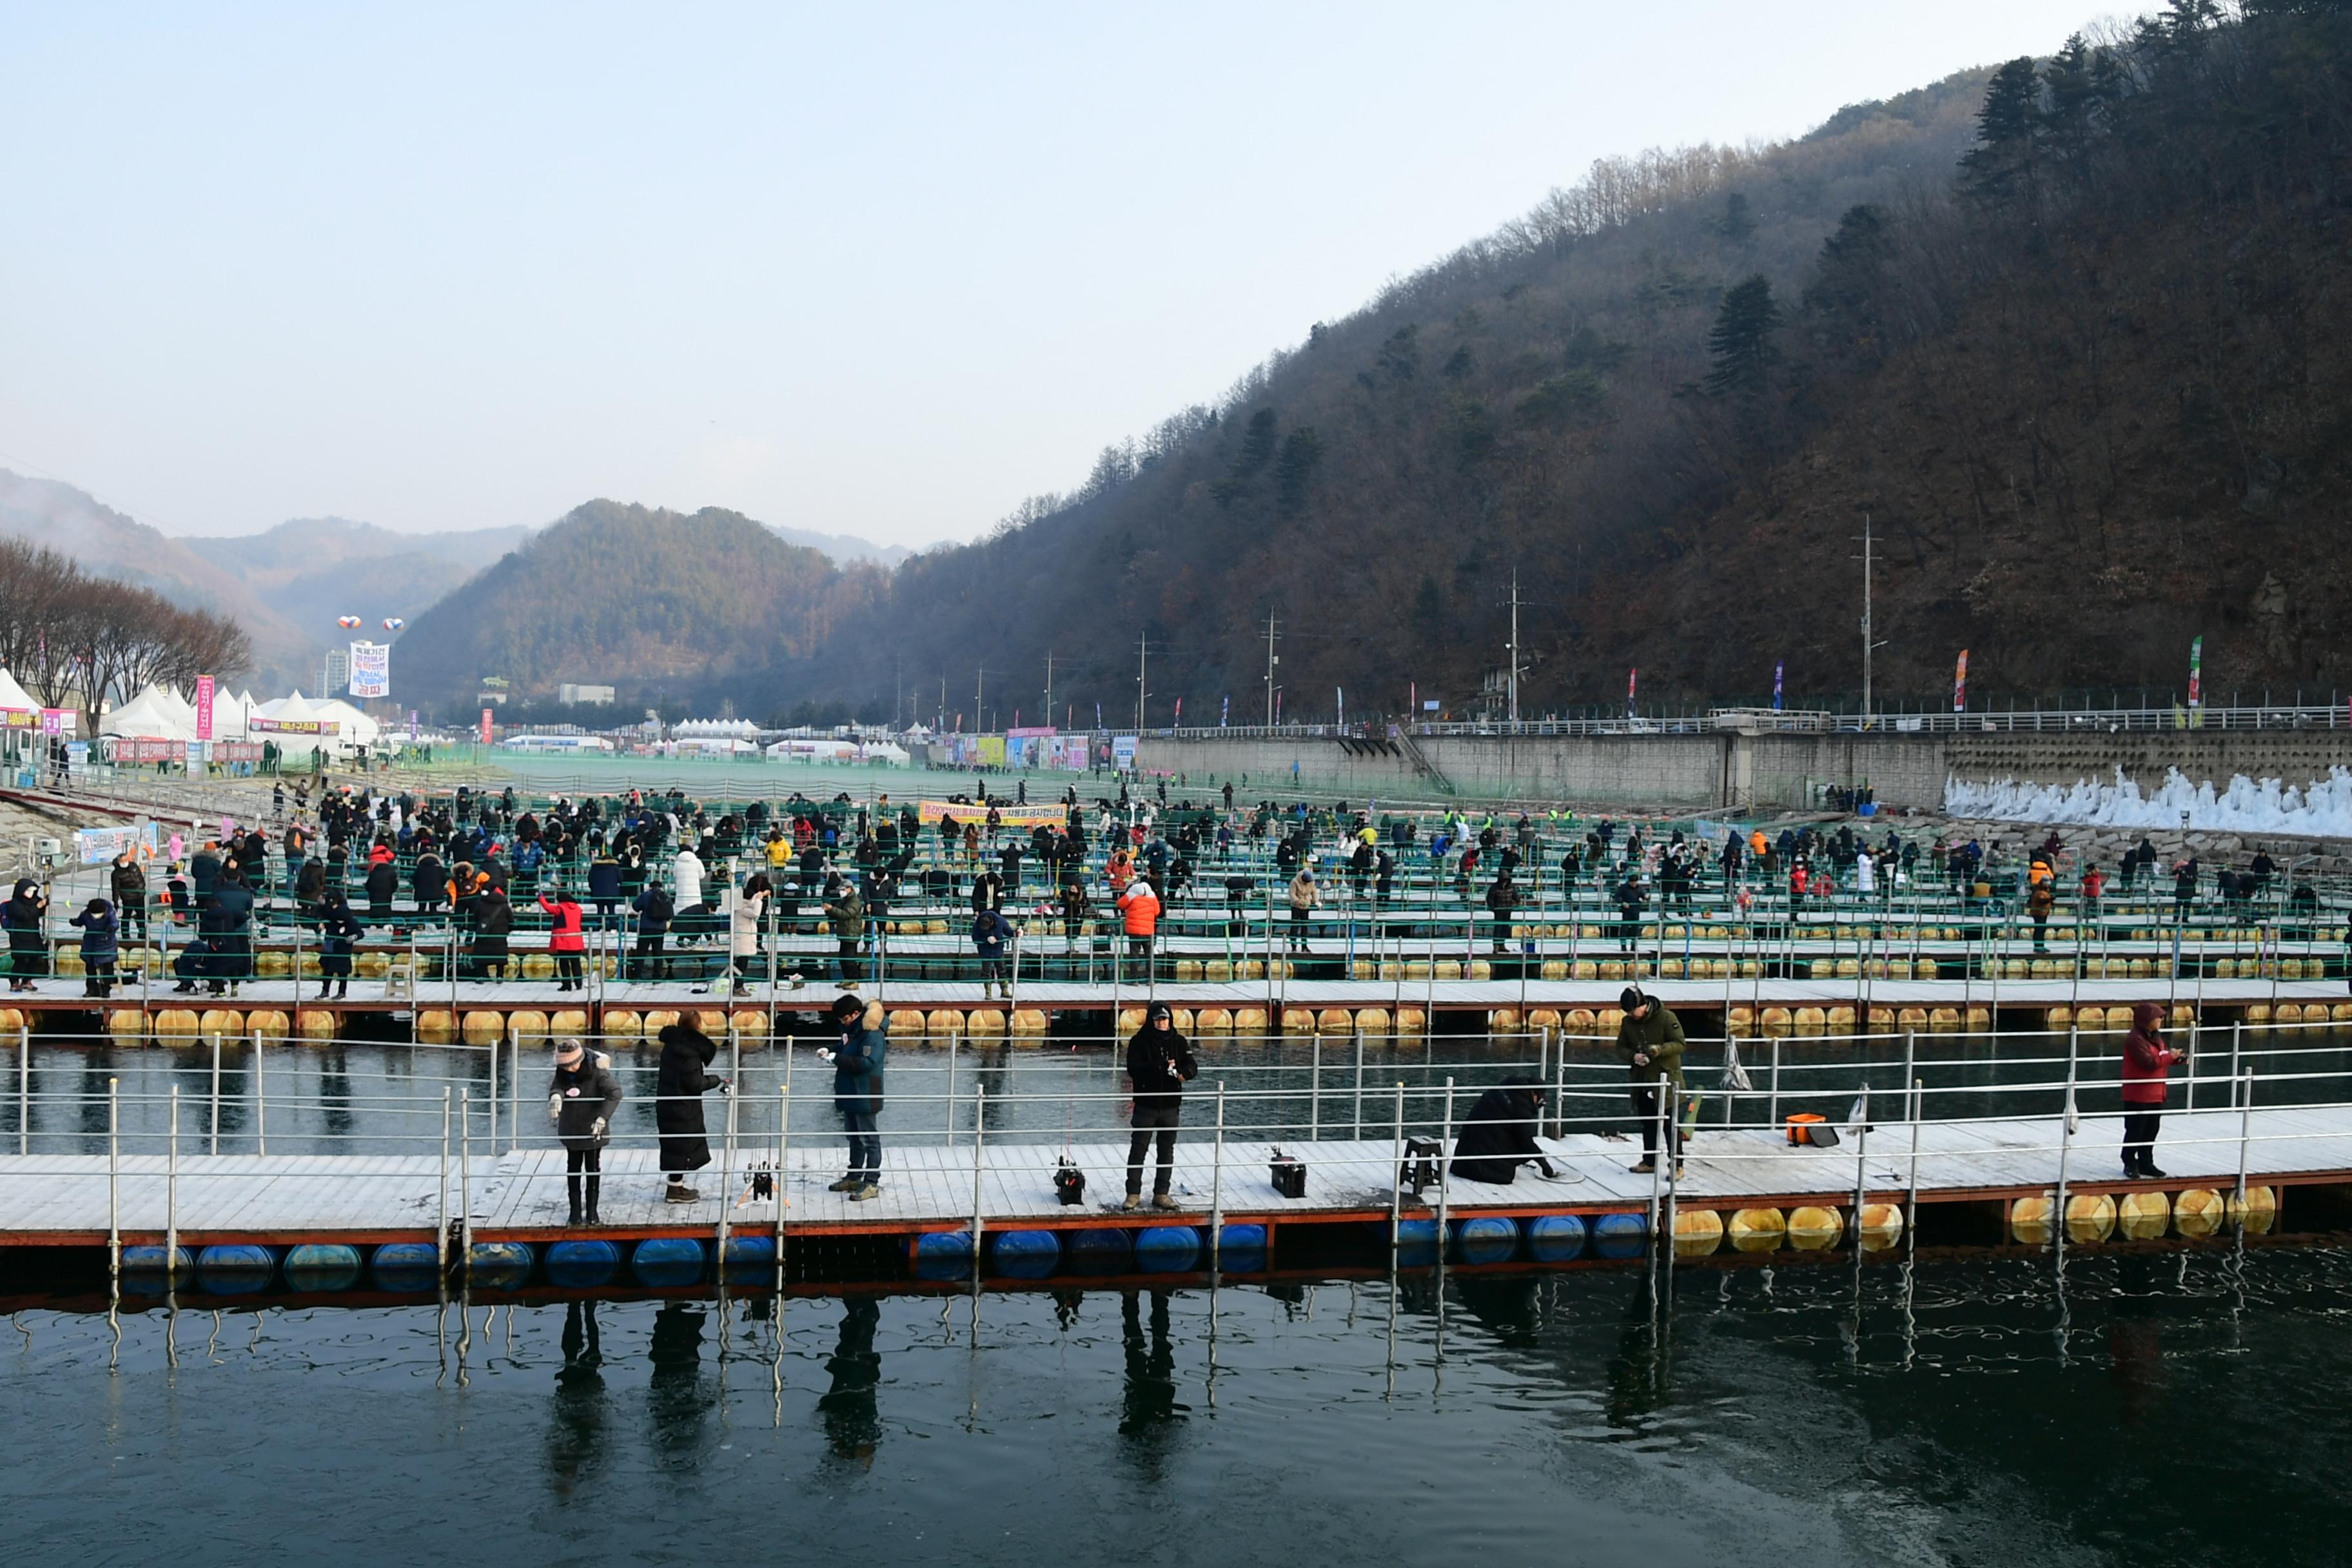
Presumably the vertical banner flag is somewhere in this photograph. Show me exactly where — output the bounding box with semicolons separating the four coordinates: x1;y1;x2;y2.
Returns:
1173;697;1182;726
1409;680;1417;716
1220;694;1228;727
195;674;215;741
348;641;389;700
1626;668;1638;716
1771;662;1783;712
1275;689;1283;722
1953;650;1969;712
479;708;493;744
407;710;419;741
1336;687;1344;728
2188;636;2204;708
1095;702;1102;731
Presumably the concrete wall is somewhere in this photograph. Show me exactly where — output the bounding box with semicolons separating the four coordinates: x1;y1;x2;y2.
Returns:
1133;728;2352;812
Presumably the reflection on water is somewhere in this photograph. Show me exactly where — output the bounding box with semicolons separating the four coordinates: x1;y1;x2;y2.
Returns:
10;1246;2352;1565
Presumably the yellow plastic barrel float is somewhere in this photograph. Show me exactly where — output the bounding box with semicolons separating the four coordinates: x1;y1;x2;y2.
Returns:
1727;1208;1785;1252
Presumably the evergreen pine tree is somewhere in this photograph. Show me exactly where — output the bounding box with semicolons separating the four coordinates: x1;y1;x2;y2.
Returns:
1703;275;1782;398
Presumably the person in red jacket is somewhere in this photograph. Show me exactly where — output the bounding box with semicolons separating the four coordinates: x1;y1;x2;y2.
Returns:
2119;1001;2180;1178
539;888;588;992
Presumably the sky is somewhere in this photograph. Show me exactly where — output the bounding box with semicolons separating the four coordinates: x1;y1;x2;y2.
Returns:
0;2;2093;549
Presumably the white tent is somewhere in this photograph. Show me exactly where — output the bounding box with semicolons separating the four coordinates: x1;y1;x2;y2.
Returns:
100;685;198;741
0;669;37;714
309;697;382;744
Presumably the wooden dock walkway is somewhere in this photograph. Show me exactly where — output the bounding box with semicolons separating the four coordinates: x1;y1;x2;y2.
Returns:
4;1106;2344;1249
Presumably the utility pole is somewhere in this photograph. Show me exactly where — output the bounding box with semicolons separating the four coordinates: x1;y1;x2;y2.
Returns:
1263;611;1279;727
975;665;986;732
1507;567;1523;726
1853;513;1886;721
1135;637;1149;733
1043;651;1054;729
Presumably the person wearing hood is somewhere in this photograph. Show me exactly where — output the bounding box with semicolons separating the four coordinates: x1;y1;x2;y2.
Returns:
203;869;256;997
1451;1078;1558;1184
5;879;49;994
111;850;150;945
821;992;888;1200
2120;1001;2180;1179
315;890;364;1000
538;885;587;992
1122;1002;1197;1211
548;1037;623;1225
655;1022;728;1204
672;842;706;929
1616;986;1686;1177
70;897;119;998
469;885;514;982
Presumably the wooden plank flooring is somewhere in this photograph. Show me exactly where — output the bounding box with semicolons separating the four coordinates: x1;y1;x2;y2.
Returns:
3;1106;2349;1244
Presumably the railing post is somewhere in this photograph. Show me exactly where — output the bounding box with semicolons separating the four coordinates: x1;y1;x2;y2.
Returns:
436;1085;451;1276
253;1026;265;1155
1309;1034;1320;1142
774;1070;791;1289
167;1083;181;1275
17;1024;26;1156
208;1032;222;1155
1211;1082;1228;1269
1352;1028;1365;1140
969;1082;987;1264
1389;1080;1406;1252
458;1086;473;1276
107;1077;121;1284
1436;1077;1455;1258
945;1032;959;1146
2236;1054;2255;1207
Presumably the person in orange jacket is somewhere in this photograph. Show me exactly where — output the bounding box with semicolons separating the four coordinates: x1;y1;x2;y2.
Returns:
1116;876;1161;984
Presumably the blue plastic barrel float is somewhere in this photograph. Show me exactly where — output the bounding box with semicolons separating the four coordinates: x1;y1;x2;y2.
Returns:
369;1241;443;1291
195;1244;276;1294
913;1230;975;1282
721;1233;778;1279
1451;1215;1520;1264
281;1243;363;1292
631;1236;707;1288
1134;1225;1201;1273
466;1241;535;1289
1063;1228;1133;1275
1393;1216;1440;1266
1213;1224;1268;1272
544;1239;622;1289
1591;1210;1649;1260
990;1230;1062;1280
1526;1213;1587;1262
118;1245;195;1289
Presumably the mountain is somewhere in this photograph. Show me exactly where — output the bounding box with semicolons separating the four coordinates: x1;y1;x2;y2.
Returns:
768;524;916;569
395;499;879;710
181;518;534;645
740;6;2352;725
0;469;311;683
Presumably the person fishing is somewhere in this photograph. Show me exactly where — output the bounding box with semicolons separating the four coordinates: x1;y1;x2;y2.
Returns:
655;1021;728;1204
547;1036;623;1226
2120;1001;2180;1179
823;992;888;1200
1616;985;1685;1178
1449;1077;1558;1184
1122;1002;1197;1211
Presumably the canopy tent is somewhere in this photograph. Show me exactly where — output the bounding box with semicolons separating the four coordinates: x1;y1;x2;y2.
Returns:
308;697;382;743
99;685;199;741
0;669;38;714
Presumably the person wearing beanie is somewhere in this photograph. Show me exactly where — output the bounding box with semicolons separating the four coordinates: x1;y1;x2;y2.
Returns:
1616;986;1687;1177
315;890;364;1000
70;897;118;998
821;992;889;1200
1122;1002;1197;1210
547;1037;623;1226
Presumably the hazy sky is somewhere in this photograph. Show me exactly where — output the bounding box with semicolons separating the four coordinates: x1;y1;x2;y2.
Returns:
0;3;2087;547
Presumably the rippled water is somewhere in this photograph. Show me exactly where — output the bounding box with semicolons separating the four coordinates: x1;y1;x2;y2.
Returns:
6;1244;2352;1565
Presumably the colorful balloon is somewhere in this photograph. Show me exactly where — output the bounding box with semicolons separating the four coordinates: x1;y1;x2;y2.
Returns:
382;617;406;631
337;614;362;629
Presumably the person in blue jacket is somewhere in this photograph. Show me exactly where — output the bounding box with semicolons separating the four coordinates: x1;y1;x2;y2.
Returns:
70;897;118;999
315;890;364;1000
823;992;888;1200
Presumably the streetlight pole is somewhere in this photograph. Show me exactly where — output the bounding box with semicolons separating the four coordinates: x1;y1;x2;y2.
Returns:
1264;612;1279;727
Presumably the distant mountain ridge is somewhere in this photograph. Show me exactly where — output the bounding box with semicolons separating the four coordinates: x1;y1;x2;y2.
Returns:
0;469;914;694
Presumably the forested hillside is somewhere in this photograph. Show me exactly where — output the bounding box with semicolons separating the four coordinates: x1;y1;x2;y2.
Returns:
397;500;877;709
727;1;2352;725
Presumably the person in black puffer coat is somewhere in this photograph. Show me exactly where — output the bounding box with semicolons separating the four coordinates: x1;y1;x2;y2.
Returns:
656;1023;728;1203
1450;1077;1557;1185
547;1037;623;1225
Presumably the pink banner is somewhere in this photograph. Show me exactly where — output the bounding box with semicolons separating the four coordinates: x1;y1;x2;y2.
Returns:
479;708;494;744
195;674;215;741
